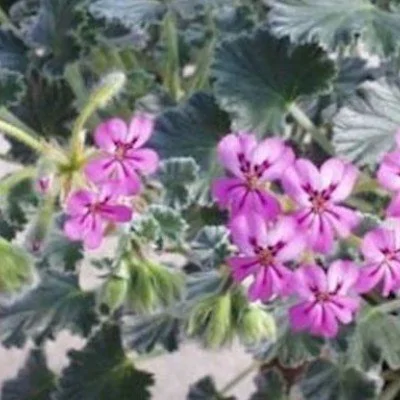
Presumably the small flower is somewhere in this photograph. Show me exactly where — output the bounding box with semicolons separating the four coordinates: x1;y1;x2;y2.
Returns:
212;133;294;218
63;184;132;249
283;158;359;253
85;115;159;195
228;212;305;301
357;225;400;296
289;262;360;338
35;176;52;195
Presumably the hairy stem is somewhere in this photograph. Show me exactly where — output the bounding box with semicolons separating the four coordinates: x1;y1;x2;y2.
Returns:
220;360;261;396
380;378;400;400
375;299;400;314
0;119;44;153
0;167;36;195
70;71;126;164
288;103;334;155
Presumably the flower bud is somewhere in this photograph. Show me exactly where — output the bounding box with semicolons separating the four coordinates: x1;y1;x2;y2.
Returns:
238;305;277;344
98;274;129;314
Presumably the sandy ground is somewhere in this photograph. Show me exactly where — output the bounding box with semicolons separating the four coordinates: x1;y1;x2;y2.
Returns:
0;138;254;399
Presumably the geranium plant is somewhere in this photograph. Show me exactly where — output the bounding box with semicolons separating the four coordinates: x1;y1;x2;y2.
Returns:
1;0;400;399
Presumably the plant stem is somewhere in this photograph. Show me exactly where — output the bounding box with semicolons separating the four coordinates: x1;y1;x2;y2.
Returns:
288;103;334;155
220;360;261;396
380;378;400;400
70;71;126;163
0;119;44;153
0;167;36;195
375;299;400;314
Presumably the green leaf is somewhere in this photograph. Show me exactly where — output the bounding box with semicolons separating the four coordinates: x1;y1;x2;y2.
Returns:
301;360;379;400
189;226;231;270
152;91;230;168
250;369;287;400
268;0;400;56
1;348;56;400
148;205;188;245
350;309;400;370
0;69;26;107
54;324;154;400
89;0;228;28
0;28;28;72
0;271;98;347
36;226;84;272
0;178;38;240
158;157;200;209
212;27;335;133
122;310;180;353
333;78;400;165
26;0;89;75
187;376;236;400
0;238;33;294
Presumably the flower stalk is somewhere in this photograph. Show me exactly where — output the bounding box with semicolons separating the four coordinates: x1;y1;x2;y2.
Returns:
288;103;334;154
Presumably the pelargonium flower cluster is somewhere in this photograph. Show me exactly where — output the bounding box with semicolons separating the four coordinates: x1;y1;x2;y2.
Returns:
213;131;400;338
63;114;159;249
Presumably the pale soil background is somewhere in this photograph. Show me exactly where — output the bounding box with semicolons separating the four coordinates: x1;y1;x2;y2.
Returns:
0;137;254;399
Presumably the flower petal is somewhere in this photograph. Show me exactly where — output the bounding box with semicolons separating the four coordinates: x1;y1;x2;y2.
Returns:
100;204;132;222
293;264;327;299
66;190;94;216
127;113;155;147
325;205;360;238
211;177;244;209
377;151;400;192
321;159;358;201
84;156;115;183
229;212;268;254
125;148;159;175
387;192;400;218
217;133;257;177
327;260;359;294
356;263;385;294
228;256;259;281
289;302;313;331
94;118;127;151
361;227;389;262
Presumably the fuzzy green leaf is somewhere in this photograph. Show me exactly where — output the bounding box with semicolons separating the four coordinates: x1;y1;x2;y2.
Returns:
0;29;28;72
54;324;154;400
0;69;26;107
250;369;287;400
158;157;200;209
187;376;236;400
26;0;90;75
1;348;56;400
122;310;180;353
212;27;335;133
190;226;231;270
148;205;188;244
0;271;98;347
333;78;400;165
0;178;38;240
0;238;33;294
268;0;400;56
152;92;230;168
36;227;83;272
301;359;380;400
350;309;400;370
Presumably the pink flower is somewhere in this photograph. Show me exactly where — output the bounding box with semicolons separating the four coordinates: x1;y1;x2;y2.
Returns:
283;158;360;253
228;212;305;301
387;193;400;218
212;133;294;218
357;225;400;296
377;149;400;192
289;262;360;338
63;185;132;249
85;115;159;195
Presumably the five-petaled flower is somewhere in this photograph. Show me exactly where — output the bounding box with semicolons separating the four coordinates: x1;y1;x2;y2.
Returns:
357;225;400;296
85;114;159;195
283;158;360;253
63;184;132;249
228;212;305;301
212;133;294;219
289;262;360;338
